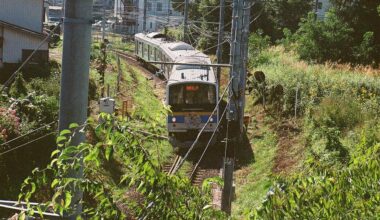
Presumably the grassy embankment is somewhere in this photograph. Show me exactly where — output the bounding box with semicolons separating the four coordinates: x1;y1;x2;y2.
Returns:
90;44;172;164
232;46;380;218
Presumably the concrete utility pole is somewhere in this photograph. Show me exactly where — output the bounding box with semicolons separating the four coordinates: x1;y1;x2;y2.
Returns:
183;0;189;43
167;0;171;26
102;0;106;41
228;0;251;136
216;0;225;84
143;0;147;32
59;0;93;218
222;0;251;213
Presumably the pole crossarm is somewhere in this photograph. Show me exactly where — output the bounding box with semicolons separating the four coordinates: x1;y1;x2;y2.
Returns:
147;61;232;68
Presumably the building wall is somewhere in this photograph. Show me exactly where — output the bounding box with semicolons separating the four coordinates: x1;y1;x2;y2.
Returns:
316;0;331;20
0;0;44;33
136;0;183;33
2;28;48;64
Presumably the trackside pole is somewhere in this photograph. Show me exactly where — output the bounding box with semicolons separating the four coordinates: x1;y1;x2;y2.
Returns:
59;0;93;218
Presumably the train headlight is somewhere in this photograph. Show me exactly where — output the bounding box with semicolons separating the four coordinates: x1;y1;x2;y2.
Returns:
172;117;176;123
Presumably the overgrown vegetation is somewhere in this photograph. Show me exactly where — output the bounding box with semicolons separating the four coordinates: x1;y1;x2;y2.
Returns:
233;42;380;218
18;116;224;219
13;46;225;218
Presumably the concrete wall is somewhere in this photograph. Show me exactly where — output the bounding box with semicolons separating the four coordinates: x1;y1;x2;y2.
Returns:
2;28;48;64
0;0;44;33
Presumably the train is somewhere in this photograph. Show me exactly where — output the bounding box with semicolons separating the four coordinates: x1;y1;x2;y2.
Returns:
134;32;219;149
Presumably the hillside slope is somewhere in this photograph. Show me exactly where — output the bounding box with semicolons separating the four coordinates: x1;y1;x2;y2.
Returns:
232;46;380;218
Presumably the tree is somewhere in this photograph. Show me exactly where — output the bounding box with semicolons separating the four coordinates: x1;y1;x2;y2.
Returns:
251;0;314;41
329;0;380;65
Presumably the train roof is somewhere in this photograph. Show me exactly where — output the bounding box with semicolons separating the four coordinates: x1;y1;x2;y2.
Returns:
135;32;217;86
167;65;217;86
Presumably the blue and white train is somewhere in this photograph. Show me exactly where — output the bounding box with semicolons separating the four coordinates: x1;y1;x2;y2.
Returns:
134;32;219;149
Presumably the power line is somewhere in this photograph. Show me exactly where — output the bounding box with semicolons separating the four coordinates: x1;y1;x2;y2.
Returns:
0;132;55;157
0;121;57;149
172;76;234;174
190;100;229;179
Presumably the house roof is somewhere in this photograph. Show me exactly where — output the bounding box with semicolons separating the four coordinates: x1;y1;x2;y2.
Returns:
0;19;46;39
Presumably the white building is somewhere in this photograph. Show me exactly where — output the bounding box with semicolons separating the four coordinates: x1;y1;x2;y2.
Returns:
316;0;331;20
0;0;49;68
114;0;183;35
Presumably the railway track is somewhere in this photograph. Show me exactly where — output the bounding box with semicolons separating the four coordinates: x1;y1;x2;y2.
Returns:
112;49;166;99
114;47;226;211
162;152;222;187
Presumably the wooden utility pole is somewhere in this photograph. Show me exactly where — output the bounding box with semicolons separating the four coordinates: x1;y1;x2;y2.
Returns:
59;0;93;218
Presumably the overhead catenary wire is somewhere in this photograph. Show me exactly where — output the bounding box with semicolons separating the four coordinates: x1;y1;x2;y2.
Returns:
0;22;62;93
172;76;234;174
190;98;229;179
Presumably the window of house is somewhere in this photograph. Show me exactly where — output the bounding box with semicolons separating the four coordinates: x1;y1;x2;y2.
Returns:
147;2;152;11
157;2;162;11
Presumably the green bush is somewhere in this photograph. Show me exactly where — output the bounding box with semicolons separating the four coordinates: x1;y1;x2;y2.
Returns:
9;74;28;97
296;11;354;64
249;138;380;219
248;30;271;68
310;96;362;130
353;31;377;66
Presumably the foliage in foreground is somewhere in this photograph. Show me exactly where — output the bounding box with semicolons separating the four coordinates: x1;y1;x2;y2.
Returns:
249;137;380;219
18;116;224;219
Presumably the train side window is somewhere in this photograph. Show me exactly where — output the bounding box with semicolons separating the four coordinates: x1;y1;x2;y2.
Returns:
144;44;148;58
150;46;154;60
148;45;151;60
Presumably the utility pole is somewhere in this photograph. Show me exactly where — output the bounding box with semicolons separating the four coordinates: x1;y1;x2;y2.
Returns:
102;0;106;41
227;0;251;137
59;0;93;218
222;0;251;214
183;0;189;43
167;0;170;26
143;0;147;32
216;0;225;84
315;0;319;19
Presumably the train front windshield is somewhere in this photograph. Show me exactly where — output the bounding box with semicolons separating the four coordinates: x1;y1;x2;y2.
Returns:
169;84;216;111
